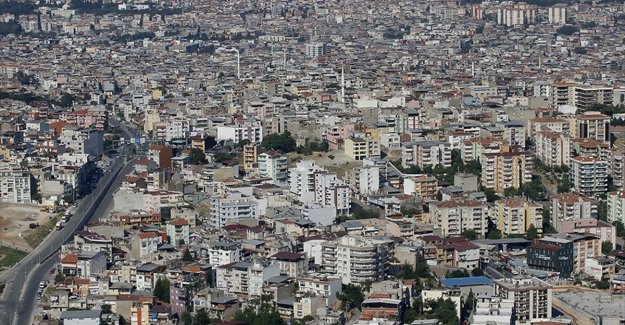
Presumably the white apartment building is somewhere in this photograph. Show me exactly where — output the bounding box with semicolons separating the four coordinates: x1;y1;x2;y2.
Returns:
401;141;451;169
208;241;242;267
497;4;536;27
314;173;351;216
288;160;324;203
348;166;380;196
305;42;325;58
575;111;611;145
493;277;552;324
257;150;289;185
527;117;570;138
295;275;342;306
548;5;567;25
535;130;571;167
501;121;526;148
217;123;263;144
551;193;597;231
320;236;392;285
429;200;488;237
59;127;104;157
165;119;190;141
569;156;608;197
209;191;259;229
0;166;33;204
607;191;625;225
471;297;514;325
216;258;280;297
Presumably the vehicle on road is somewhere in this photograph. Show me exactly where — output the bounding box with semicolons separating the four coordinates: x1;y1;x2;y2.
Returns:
55;221;63;230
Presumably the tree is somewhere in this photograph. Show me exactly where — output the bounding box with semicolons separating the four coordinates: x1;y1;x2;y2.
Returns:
188;148;207;165
446;269;470;278
398;263;416;279
471;268;484;276
193;308;210;325
596;280;610;289
403;307;418;324
153;277;171;303
261;132;296;153
465;290;475;312
101;304;112;314
234;294;285;325
182;248;193;262
557;176;572;193
526;224;539;240
557;25;579;35
58;92;77;107
602;241;614;254
423;298;459;325
415;261;431;279
337;284;365;310
181;311;193;325
613;221;625;238
461;229;479;240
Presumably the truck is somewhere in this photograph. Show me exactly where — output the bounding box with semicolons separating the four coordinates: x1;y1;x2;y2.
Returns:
55;221;63;230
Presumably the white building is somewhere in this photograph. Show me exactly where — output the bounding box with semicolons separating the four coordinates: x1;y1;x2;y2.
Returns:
305;42;325;58
401;141;451;169
551;193;597;231
288;160;324;203
493;277;552;324
314;173;351;216
569;156;608;197
59;127;103;157
208;241;242;267
607;191;625;225
209;192;259;229
471;297;514;325
257;150;289;185
217;123;263;144
535;130;571;167
429;200;488;237
216;258;280;297
320;236;392;284
548;5;567;25
0;165;33;204
348;166;380;196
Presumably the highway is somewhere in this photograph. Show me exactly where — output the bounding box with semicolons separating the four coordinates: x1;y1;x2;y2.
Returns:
0;119;138;325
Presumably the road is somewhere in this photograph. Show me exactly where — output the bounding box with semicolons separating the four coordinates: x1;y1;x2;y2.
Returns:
0;120;138;325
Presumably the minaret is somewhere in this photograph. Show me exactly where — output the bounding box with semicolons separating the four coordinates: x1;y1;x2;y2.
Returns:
341;64;345;102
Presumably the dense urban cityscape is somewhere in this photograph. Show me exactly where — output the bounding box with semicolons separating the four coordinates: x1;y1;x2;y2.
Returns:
1;0;625;324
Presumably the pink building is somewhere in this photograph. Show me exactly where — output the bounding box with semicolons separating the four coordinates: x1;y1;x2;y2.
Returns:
326;124;354;150
561;218;617;246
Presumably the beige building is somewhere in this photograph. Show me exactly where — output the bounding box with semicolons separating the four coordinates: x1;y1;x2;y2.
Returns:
430;200;488;237
569;156;608;197
481;151;532;193
551;193;597;231
344;137;380;161
574;111;611;145
493;278;552;324
493;199;543;236
535;130;570;167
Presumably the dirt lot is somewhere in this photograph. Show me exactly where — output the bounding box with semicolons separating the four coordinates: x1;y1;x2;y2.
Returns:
0;203;55;250
288;150;362;177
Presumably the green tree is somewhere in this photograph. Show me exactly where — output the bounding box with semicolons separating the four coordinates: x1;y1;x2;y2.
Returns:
557;176;572;193
471;268;484;276
483;188;499;202
337;284;365;310
613;221;625;238
424;298;459;325
526;224;539;240
153;277;171;303
465;290;475;311
188;148;207;165
398;263;416;279
101;304;112;314
557;25;579;35
193;308;210;325
181;311;193;325
403;307;418;324
182;248;194;262
461;229;479;240
234;294;285;325
446;269;470;278
596;280;610;289
602;241;613;254
261;131;296;152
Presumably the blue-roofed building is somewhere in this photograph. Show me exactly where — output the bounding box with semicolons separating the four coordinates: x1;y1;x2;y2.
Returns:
440;276;494;299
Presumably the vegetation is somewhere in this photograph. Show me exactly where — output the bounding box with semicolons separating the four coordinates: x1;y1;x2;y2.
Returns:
397;262;431;280
502;179;547;201
487;219;503;239
350;204;380;220
153;277;171;303
526;224;539;240
421;298;459;325
188;148;207;165
262;131;296;153
296;138;330;155
584;103;625;116
461;229;479;240
556;25;579;35
0;246;27;267
24;215;61;248
234;294;285;325
471;268;484;276
446;269;470;278
0;1;36;16
596;280;610;289
182;248;194;262
337;284;365;310
602;241;613;254
542;206;557;234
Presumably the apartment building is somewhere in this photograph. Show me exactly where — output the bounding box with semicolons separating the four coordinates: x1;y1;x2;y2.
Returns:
497;3;537;27
257;150;289;185
0;165;34;204
535;130;571;167
571;138;610;162
575;87;613;110
493;199;543;236
548;5;567;25
569;156;608;197
217;123;263;144
295;274;342;306
493;278;552;324
209;192;259;229
429;200;488;237
481;151;532;192
550;82;577;108
403;175;439;200
216;258;280;298
242;144;257;171
527;117;571;139
320;236;392;285
314;172;351;216
611;147;625;188
348;166;380;196
207;241;242;267
60;127;104;157
401;141;451;169
560;218;617;246
501;121;526;148
344;137;381;161
434;237;481;270
147;145;173;169
539;233;600;274
575;112;611;145
288;160;324;203
550;193;597;231
471;297;514;325
607;191;625;225
166;219;190;246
